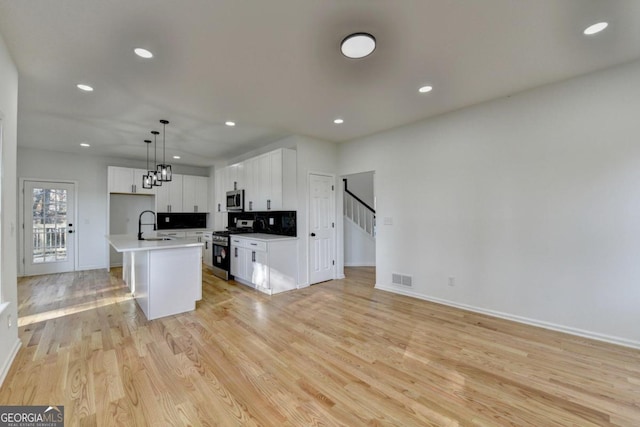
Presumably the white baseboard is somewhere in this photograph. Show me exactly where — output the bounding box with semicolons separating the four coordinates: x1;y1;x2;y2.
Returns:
375;284;640;350
0;338;21;387
344;262;376;267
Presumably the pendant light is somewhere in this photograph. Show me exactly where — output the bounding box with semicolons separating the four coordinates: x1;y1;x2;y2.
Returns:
156;119;172;182
142;139;153;189
151;130;162;186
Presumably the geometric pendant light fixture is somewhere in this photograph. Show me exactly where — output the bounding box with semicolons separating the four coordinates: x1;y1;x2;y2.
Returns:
142;139;153;189
156;119;172;182
150;130;162;187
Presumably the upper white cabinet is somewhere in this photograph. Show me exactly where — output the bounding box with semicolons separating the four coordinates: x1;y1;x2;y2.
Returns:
155;174;184;212
182;175;209;213
108;166;155;195
214;168;226;213
243;148;296;211
109;167;211;213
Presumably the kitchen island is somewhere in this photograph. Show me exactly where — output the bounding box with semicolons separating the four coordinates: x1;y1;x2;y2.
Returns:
107;234;204;320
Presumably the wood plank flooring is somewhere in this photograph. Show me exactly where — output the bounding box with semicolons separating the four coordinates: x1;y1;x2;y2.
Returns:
1;266;639;426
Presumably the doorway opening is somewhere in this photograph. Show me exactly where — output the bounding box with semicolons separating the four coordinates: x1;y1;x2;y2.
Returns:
342;171;376;281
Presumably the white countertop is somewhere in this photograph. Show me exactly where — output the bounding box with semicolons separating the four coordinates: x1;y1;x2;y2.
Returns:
107;234;204;252
229;233;298;242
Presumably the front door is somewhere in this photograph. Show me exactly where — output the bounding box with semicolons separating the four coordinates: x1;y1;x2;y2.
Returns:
24;181;76;275
309;173;335;284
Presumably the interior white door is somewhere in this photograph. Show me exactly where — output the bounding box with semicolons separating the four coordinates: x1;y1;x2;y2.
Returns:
309;173;335;284
24;180;76;275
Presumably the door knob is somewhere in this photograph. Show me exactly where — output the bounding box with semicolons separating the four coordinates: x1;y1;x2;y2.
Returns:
68;230;74;233
310;233;316;237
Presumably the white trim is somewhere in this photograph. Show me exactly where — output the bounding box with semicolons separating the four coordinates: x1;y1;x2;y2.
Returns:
0;337;21;387
375;284;640;350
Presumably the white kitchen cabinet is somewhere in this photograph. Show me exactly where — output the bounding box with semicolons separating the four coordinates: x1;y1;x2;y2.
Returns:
182;175;209;213
203;235;213;268
225;163;243;192
239;148;296;212
214;167;227;213
185;230;207;242
108;166;155;195
243;155;267;212
155;174;183;212
230;234;297;294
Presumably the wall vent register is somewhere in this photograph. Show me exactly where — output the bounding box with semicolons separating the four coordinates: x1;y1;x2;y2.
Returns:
392;273;413;287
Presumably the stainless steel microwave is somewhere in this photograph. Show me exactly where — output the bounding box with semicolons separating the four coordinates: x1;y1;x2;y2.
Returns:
226;189;244;211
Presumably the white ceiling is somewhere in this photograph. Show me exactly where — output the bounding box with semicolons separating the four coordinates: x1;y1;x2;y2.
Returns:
1;0;639;167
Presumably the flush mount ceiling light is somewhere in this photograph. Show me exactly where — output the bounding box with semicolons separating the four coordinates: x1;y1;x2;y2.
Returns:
80;142;90;147
225;121;236;127
76;84;93;92
418;85;433;93
584;22;608;35
341;33;376;59
334;118;344;124
134;48;153;58
173;155;181;159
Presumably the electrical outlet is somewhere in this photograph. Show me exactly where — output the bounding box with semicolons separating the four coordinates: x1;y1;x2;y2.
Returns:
269;217;275;225
448;277;455;287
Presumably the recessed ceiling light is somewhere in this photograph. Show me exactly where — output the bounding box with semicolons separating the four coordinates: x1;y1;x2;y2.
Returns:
584;22;608;35
340;33;376;59
334;118;344;124
76;84;93;92
134;48;153;58
80;143;90;147
418;85;433;93
173;155;181;159
225;121;236;127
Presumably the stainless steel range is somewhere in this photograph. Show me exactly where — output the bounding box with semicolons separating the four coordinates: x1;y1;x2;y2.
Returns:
210;220;254;280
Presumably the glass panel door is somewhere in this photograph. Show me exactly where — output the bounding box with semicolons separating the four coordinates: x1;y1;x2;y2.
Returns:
24;181;75;275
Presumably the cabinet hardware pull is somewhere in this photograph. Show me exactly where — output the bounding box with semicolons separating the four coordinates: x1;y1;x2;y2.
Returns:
267;199;271;210
217;203;221;212
252;251;255;262
194;205;198;212
235;247;238;257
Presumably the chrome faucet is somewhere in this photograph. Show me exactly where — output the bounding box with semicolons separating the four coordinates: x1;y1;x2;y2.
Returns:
138;210;157;240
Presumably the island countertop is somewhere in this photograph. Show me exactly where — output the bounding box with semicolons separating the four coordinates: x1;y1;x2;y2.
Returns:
107;234;204;252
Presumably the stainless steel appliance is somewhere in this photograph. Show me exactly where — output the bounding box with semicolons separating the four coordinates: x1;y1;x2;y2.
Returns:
211;219;254;280
226;189;244;212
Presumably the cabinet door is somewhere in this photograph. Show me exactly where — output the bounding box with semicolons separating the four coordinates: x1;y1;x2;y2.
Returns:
203;241;213;267
243;157;256;211
194;176;209;213
254;154;270;211
133;169;155;195
226;164;242;191
267;150;283;210
214;168;227;213
155;181;171;212
108;166;135;193
250;249;268;288
169;174;184;212
231;245;248;280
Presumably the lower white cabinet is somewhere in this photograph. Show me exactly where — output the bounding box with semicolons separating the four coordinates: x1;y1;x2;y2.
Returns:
230;234;297;295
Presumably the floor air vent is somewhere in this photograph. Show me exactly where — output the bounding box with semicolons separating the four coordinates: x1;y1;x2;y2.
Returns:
392;273;413;287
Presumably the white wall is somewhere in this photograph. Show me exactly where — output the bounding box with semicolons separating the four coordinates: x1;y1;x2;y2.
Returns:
344;218;375;267
17;147;209;273
339;59;640;348
0;32;20;385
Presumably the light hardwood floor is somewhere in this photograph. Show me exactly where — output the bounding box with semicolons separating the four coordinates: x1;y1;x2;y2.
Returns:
1;266;639;426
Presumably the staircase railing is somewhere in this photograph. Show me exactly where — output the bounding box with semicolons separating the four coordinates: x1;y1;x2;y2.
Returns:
343;179;376;237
